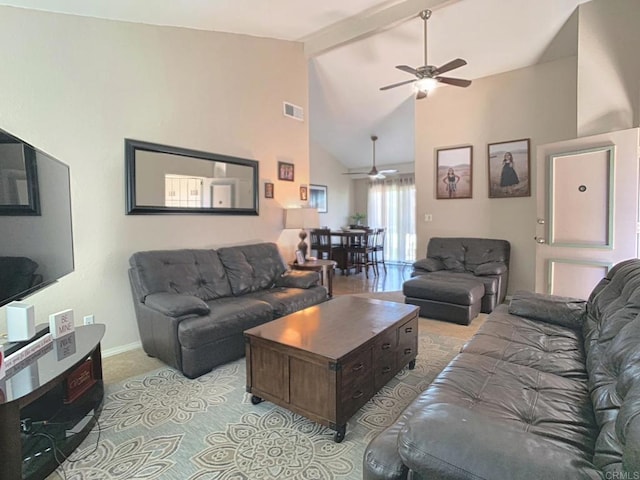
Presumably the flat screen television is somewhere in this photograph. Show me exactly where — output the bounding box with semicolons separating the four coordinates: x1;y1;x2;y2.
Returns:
0;128;74;307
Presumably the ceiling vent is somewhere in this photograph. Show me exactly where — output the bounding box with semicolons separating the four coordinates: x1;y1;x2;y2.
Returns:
283;102;304;122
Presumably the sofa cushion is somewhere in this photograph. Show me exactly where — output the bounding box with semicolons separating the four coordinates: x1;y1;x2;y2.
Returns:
509;290;586;330
413;258;445;272
414;270;499;296
425;237;510;273
588;314;640;472
178;297;273;349
129;249;232;301
474;261;507;276
461;304;587;380
416;352;598;457
144;293;210;317
217;243;286;295
403;276;484;306
248;286;328;317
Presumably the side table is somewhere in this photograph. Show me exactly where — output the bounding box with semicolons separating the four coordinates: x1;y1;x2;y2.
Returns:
289;259;337;297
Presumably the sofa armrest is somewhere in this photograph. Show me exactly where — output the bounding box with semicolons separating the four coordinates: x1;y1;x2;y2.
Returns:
473;261;507;276
399;403;601;480
508;290;586;330
275;270;320;289
412;258;445;273
144;293;210;317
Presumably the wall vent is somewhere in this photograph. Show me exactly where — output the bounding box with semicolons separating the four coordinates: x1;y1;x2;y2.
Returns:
283;102;304;122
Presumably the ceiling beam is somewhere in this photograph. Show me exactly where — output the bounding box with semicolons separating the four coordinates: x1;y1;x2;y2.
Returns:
301;0;461;58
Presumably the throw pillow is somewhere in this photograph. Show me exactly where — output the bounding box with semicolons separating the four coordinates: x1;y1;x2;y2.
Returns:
474;262;507;276
413;258;445;272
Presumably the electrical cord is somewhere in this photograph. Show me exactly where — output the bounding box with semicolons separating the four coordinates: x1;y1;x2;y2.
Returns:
22;410;102;479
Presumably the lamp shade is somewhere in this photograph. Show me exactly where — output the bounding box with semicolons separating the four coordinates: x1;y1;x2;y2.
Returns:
284;207;320;230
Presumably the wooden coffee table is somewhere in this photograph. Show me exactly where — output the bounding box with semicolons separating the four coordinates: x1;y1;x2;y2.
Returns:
244;296;419;442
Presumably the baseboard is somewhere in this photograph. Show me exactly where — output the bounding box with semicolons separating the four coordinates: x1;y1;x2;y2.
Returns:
102;341;142;358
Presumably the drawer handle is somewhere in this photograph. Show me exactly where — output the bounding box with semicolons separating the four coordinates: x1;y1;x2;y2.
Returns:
404;348;412;355
352;363;364;372
382;366;391;373
352;390;364;399
405;327;413;333
381;343;391;350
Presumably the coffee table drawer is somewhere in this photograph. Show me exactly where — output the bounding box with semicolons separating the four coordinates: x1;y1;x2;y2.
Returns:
398;316;418;367
340;348;373;390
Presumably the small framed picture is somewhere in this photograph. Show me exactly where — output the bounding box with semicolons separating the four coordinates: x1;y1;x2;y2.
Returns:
278;161;295;182
300;186;308;201
264;182;274;199
310;184;328;213
436;145;473;199
488;138;531;198
295;250;305;265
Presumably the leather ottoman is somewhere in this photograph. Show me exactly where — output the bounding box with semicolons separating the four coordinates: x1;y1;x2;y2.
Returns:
403;276;484;325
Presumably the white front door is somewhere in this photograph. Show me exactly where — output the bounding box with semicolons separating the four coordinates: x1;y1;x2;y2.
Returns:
535;128;639;299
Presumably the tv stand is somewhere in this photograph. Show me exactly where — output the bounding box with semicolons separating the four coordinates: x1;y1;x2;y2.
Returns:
0;324;105;480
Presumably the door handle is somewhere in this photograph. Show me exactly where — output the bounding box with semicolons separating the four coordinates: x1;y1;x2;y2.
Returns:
534;236;546;244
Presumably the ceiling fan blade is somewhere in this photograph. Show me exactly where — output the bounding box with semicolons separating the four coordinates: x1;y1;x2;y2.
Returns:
380;78;417;91
416;89;427;100
432;58;467;75
437;76;472;88
395;65;419;76
378;169;398;175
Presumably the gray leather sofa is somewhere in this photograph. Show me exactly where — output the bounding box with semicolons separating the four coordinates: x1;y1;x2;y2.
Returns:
364;258;640;479
404;237;510;323
128;242;327;378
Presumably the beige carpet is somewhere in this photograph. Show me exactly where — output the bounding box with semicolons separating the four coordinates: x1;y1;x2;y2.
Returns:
50;329;465;480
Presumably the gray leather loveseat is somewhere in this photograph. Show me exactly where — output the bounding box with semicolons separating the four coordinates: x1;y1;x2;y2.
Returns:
403;237;510;324
365;259;640;479
128;242;327;378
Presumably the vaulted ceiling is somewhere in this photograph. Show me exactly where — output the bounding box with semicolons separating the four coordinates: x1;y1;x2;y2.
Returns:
0;0;591;169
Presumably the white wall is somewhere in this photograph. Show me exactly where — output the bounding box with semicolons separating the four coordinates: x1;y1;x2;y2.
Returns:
415;56;578;294
0;7;309;352
309;140;353;228
577;0;640;136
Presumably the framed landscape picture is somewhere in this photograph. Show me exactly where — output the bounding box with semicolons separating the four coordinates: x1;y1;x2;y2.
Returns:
309;184;328;213
488;138;530;198
436;145;473;199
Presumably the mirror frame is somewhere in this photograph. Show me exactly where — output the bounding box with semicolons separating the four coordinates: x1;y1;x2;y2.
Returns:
0;136;41;216
125;139;259;215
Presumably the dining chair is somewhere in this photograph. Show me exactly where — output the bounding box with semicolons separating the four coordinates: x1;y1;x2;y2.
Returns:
346;229;378;278
310;228;333;260
373;228;387;273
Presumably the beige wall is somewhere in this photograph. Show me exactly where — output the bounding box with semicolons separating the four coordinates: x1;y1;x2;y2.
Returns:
0;7;309;352
415;56;578;294
577;0;640;136
309;140;353;228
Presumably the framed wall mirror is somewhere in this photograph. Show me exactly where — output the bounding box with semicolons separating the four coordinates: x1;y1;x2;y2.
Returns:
125;139;259;215
0;129;40;216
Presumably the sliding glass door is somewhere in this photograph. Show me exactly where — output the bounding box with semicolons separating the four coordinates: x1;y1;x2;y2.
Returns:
367;175;416;263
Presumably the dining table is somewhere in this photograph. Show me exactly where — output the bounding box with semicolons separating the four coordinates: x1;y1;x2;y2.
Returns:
328;229;369;274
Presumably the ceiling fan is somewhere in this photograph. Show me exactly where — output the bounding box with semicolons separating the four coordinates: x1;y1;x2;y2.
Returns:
343;135;398;179
380;9;471;100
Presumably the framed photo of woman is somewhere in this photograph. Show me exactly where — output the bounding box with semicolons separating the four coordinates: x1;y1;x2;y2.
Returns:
435;145;473;199
488;138;530;198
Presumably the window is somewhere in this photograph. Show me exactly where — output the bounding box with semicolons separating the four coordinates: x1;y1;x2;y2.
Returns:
367;175;416;263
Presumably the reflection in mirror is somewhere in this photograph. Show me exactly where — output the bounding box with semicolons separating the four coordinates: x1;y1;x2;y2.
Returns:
125;139;259;215
0;131;40;215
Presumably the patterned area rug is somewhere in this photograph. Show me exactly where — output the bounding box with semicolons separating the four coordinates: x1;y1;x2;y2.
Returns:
57;331;463;479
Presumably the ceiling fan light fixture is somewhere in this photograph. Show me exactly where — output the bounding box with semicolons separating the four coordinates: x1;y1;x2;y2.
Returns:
414;77;438;93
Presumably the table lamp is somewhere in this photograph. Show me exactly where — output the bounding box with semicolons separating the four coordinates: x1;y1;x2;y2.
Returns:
284;207;320;261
